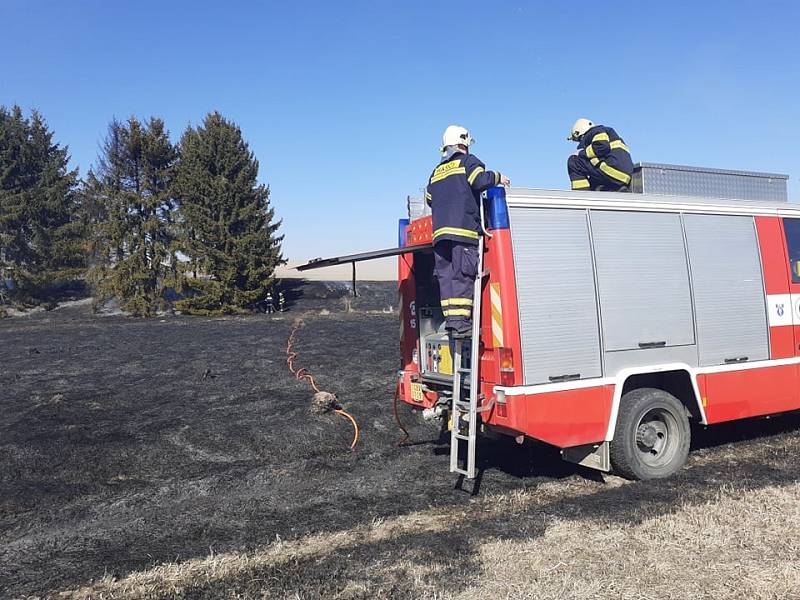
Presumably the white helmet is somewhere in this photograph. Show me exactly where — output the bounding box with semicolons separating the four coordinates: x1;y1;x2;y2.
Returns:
440;125;474;153
568;118;594;141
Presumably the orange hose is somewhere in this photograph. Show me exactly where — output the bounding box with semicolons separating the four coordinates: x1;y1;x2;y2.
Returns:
334;408;360;449
286;319;360;449
286;321;321;392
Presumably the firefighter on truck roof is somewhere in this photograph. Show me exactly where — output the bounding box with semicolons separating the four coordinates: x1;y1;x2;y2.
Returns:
425;125;510;336
567;118;634;192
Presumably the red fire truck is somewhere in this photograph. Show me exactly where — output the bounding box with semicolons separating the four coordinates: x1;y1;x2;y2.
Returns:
300;163;796;480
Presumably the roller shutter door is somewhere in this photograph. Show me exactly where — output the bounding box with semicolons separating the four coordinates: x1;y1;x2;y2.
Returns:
590;210;695;351
509;207;602;384
683;214;769;365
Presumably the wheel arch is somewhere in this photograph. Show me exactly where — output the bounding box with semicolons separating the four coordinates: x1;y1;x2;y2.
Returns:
605;364;706;441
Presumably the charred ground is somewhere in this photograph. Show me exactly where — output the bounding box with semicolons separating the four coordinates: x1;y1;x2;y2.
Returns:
1;281;800;599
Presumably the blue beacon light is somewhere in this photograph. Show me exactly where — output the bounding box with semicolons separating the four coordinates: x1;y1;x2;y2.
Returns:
485;186;510;230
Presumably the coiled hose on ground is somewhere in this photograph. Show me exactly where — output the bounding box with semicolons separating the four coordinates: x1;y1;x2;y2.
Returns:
285;319;359;449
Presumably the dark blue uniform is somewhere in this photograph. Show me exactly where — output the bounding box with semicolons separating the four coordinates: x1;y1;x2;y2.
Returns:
425;152;501;333
568;125;633;191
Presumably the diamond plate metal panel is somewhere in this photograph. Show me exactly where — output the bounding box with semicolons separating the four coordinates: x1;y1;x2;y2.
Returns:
407;195;430;219
631;163;788;202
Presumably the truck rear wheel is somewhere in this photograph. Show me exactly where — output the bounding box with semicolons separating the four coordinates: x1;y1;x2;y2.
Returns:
610;387;690;480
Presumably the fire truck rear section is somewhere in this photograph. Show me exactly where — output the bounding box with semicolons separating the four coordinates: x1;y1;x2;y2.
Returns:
398;165;797;479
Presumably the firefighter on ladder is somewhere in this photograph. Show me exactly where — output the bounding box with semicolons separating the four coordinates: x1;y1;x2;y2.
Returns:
426;125;509;336
567;118;633;192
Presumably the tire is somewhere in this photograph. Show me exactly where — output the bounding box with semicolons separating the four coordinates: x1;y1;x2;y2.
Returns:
610;387;691;480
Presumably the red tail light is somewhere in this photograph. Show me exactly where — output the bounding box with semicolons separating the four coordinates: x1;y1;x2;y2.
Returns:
497;347;515;386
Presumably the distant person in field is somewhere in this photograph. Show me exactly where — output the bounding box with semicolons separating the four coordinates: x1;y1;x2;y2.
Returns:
567;118;633;192
425;125;510;336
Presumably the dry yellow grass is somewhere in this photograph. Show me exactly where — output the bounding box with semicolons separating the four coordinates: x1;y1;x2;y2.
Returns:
39;439;800;600
41;480;603;599
48;511;452;600
463;483;800;600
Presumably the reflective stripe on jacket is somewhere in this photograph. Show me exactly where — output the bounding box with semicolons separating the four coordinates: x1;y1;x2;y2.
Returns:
578;125;633;184
425;152;499;245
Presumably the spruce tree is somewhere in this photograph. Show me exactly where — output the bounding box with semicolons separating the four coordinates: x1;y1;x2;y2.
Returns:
85;116;178;316
172;112;283;314
0;106;83;306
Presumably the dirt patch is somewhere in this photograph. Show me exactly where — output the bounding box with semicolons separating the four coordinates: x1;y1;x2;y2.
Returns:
2;289;800;599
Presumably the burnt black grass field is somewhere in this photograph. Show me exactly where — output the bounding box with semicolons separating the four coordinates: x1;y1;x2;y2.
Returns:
2;282;800;599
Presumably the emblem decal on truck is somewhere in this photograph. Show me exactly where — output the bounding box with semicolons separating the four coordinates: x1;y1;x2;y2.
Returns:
767;294;794;327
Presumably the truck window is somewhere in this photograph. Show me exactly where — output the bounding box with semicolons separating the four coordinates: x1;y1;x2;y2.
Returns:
783;218;800;283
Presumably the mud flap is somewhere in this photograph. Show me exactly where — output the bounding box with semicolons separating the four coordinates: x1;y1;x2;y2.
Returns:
561;441;611;472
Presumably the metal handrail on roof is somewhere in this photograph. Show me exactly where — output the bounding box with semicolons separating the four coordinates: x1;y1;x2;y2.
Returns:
505;187;799;217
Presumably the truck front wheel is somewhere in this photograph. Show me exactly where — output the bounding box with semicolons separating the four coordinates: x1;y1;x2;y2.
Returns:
610;387;690;480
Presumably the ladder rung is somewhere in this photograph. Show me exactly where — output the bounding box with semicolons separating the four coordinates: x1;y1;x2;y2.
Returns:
448;224;484;484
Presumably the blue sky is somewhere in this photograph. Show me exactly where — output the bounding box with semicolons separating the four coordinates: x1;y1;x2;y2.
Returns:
2;0;799;259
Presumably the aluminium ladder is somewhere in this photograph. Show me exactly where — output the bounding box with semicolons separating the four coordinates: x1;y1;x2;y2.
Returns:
449;196;491;479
